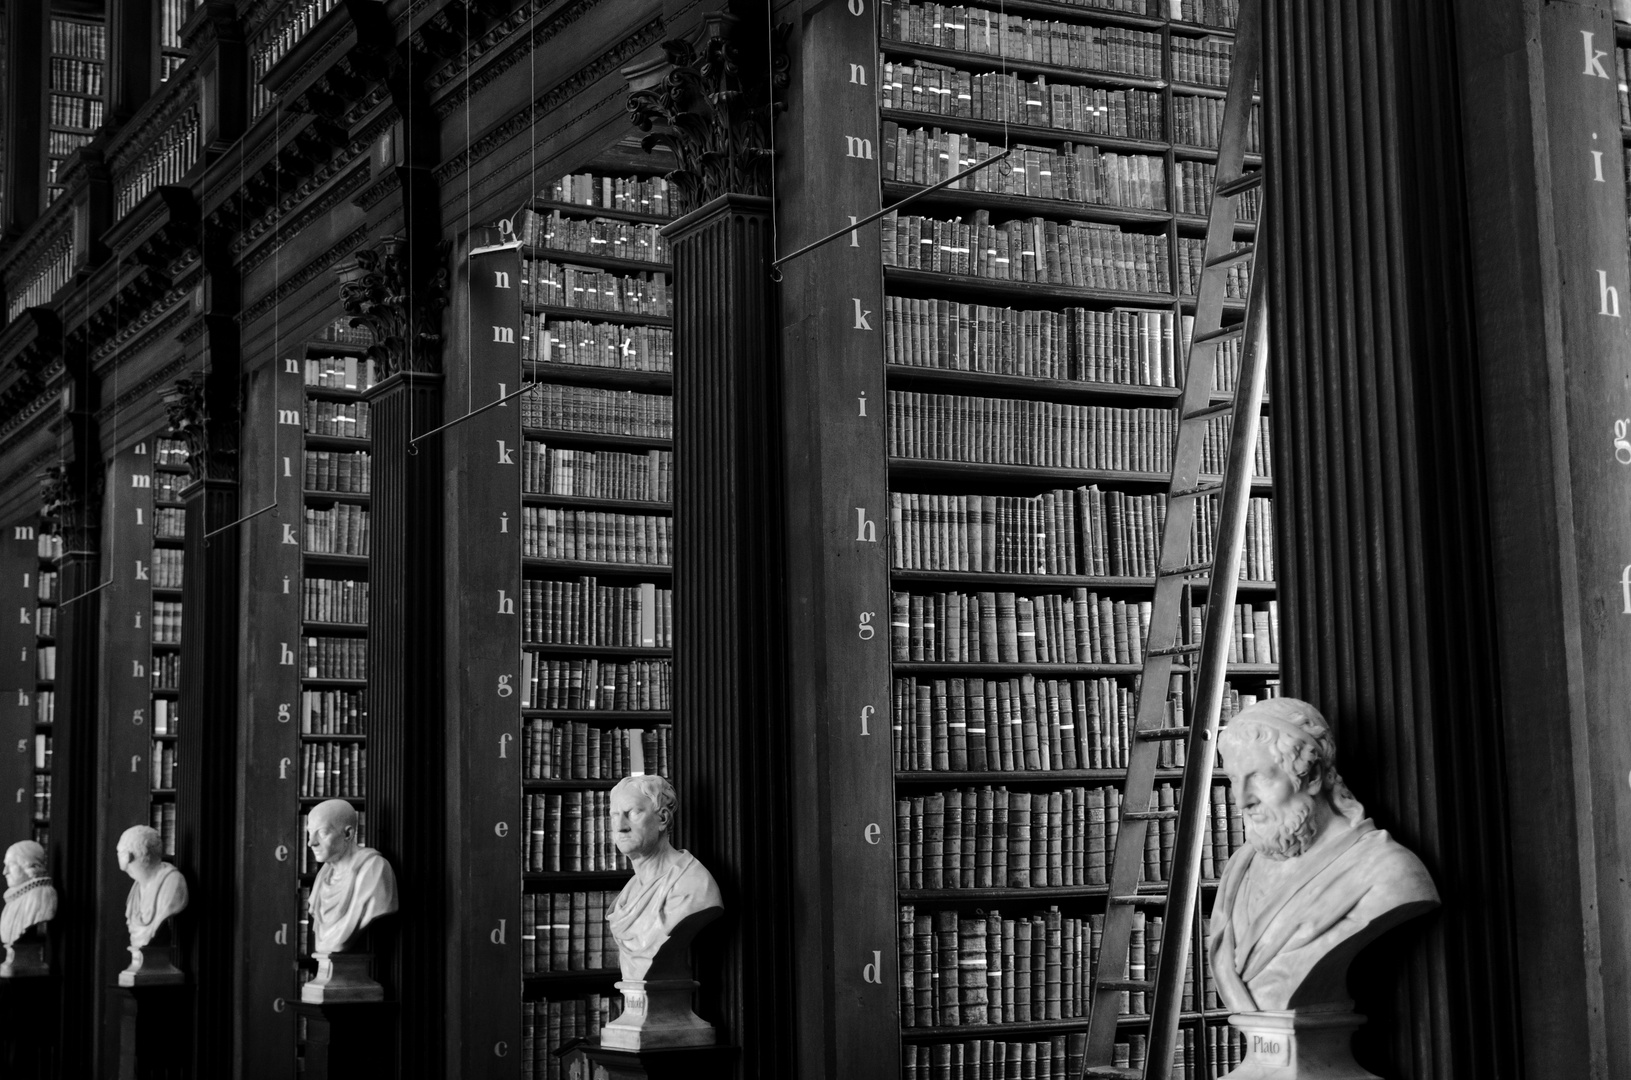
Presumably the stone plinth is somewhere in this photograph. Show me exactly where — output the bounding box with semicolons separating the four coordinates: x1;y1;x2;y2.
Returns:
1223;1007;1380;1080
117;943;183;987
302;951;382;1004
599;978;715;1050
1;937;48;978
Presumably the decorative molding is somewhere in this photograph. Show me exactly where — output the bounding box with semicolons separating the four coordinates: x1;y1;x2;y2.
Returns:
625;8;789;214
88;268;204;366
238;158;373;274
0;383;62;453
0;446;61;511
104;69;203;181
336;235;449;379
161;371;238;484
97;349;194;425
433;20;662;183
427;0;597;116
39;459;103;552
239;225;370;329
354;170;402;211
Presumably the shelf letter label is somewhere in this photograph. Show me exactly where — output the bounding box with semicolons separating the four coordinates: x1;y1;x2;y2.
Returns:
494;821;509;837
134;560;148;581
1599;270;1620;317
490;919;508;944
494;1043;508;1058
1583;31;1610;78
18;606;29;624
1622;565;1631;613
500;512;510;534
844;136;874;160
285;358;300;374
497;675;513;698
497;441;515;465
497;590;515;615
848;0;864;14
282;524;297;545
493;326;516;344
278;704;291;723
860;705;874;735
862;951;883;983
278;409;301;425
849;215;861;247
132;660;146;678
857;611;876;639
280;643;294;666
275;923;288;945
132;708;144;726
13;526;33;540
864;823;882;845
855;509;877;542
853;299;872;330
274;845;290;862
849;65;867;86
493;271;511;290
131;754;142;773
131;473;150;489
499;732;513;758
283;457;292;478
859;391;868;416
1615;420;1631;464
273;998;286;1013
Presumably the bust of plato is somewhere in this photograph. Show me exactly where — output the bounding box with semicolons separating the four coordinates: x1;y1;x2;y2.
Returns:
606;775;723;983
305;799;397;955
117;825;188;948
2;841;56;947
1208;698;1440;1012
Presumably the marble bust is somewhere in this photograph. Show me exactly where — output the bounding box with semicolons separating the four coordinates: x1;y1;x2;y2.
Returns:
305;799;397;956
118;826;188;948
1209;699;1439;1014
2;840;56;976
599;775;723;1050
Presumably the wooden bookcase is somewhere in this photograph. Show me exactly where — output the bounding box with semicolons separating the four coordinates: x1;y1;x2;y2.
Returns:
45;11;106;206
33;529;57;850
149;437;188;856
505;166;676;1080
157;0;189;83
0;520;47;851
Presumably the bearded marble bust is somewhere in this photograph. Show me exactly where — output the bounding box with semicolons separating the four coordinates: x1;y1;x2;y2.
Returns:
2;840;56;947
1208;698;1439;1012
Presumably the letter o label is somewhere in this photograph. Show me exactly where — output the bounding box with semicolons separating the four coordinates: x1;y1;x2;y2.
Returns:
848;0;864;12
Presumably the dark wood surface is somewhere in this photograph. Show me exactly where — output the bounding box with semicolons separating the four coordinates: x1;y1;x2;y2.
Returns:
0;522;38;845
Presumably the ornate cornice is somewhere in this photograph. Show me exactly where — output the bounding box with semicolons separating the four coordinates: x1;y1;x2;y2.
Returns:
625;7;789;214
353;170;401;212
94;336;197;427
161;371;238;484
0;383;61;451
335;235;449;379
104;69;203;181
239;224;370;329
427;0;596;116
39;457;104;552
0;447;60;513
433;18;663;184
88;268;204;366
238;157;373;274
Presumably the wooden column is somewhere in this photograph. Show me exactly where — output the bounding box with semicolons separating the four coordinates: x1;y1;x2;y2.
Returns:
363;367;444;1078
3;0;45;231
107;0;157;122
1262;2;1522;1077
664;193;791;1077
0;522;38;847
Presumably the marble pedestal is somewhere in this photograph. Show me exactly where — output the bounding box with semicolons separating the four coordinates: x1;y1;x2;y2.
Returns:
598;979;715;1050
118;944;183;987
0;975;59;1076
295;1000;397;1080
1223;1007;1381;1080
301;951;382;1004
0;938;47;978
561;1040;738;1080
108;984;192;1080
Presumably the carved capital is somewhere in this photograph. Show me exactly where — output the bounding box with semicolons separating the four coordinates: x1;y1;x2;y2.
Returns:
624;7;789;214
336;235;449;380
161;372;239;485
38;459;104;554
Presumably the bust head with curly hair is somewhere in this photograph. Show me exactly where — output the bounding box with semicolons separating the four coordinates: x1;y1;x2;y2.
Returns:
1217;698;1367;861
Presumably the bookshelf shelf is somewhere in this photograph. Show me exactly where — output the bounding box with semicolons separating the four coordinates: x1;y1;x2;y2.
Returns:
522;644;671;659
878;40;1169;93
522;558;672;578
522;494;672;512
884;266;1246;314
521;709;672;721
300;733;366;743
523;778;622;791
883;366;1268;409
302;621;368;634
522;968;622;985
523;305;672;328
302;385;371;403
523;870;633;886
888;570;1277;593
522;363;673;395
302;489;371;505
521;247;673;276
521;427;672;451
899;1009;1234;1043
303;552;370;568
891;660;1276;676
895;767;1194;785
298;795;365;806
896;882;1209;903
887;458;1273;493
300;677;368;689
878;108;1171;157
881;180;1173;229
531;200;673;225
304;433;371;451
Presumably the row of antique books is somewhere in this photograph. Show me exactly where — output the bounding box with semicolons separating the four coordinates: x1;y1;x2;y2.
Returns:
883;213;1172;292
155;507;186;539
35;647;57;680
299;688;366;735
149;741;177;789
150;548;183;589
300;636;366;681
150;654;180;691
893;675;1269;773
298;742;366;799
519;383;672;438
521;579;671;648
523;791;633;873
517;209;669;263
521;445;671;504
522;260;670;315
151;697;180;735
34;605;57;639
48;56;104;93
887;489;1277;581
520;507;672;566
885;390;1273;475
902;1025;1246;1080
521;889;620;974
303;577;369;625
880;2;1165;76
542;172;677;218
154;473;185;503
303;398;370;439
303;450;370;494
881;61;1166;140
147;803;177;858
882;298;1242;387
34;689;56;726
883;126;1169;210
303;504;370;556
522;994;619;1080
890;588;1277;667
517;656;672;712
303;353;377;392
522;718;671;782
896;780;1244;889
150;600;183;644
1172;94;1260;151
521;316;673;371
898;907;1210;1027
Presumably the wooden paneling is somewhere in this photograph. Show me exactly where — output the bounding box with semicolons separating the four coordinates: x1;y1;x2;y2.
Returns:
0;522;38;848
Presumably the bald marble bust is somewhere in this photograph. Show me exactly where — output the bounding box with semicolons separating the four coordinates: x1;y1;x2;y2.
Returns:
1208;699;1439;1012
606;775;723;982
2;840;56;947
305;799;397;955
117;825;188;948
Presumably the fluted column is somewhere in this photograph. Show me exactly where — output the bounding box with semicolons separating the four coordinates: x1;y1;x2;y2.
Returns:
1262;2;1521;1077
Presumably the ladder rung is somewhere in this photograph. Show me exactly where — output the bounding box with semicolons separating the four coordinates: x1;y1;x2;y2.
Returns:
1205;244;1255;270
1182;400;1233;422
1110;894;1168;907
1192;324;1245;347
1147;642;1201;658
1215;171;1264;198
1121;809;1182;822
1158;561;1212;578
1082;1068;1143;1080
1170;482;1225;500
1096;979;1155;992
1137;725;1192;741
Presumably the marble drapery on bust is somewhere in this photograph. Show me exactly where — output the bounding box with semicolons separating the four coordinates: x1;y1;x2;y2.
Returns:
305;798;397;954
1;841;56;947
118;826;188;948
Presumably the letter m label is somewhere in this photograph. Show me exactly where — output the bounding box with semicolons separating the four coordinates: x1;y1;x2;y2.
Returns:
278;409;301;425
13;526;34;540
493;326;516;344
845;136;874;160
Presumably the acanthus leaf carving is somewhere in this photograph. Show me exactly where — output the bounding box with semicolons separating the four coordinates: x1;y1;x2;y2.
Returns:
336;236;449;380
